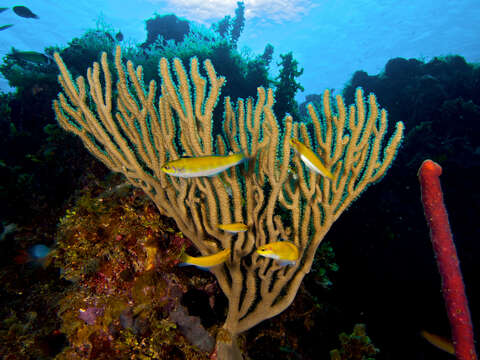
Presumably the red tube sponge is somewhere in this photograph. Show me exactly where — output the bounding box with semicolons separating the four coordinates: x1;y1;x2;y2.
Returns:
418;159;477;360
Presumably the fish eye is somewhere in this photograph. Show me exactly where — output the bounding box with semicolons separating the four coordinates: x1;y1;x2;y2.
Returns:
164;165;170;170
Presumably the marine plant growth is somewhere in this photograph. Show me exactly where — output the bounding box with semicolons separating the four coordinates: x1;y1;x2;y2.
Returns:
53;180;219;359
0;5;270;224
52;45;403;359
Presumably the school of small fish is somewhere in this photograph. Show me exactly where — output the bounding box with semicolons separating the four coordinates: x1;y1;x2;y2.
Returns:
1;5;124;69
163;138;333;269
1;5;39;32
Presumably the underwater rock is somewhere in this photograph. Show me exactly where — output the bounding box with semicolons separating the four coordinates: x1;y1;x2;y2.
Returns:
169;304;215;353
119;308;149;336
78;306;103;325
182;288;218;328
119;308;134;330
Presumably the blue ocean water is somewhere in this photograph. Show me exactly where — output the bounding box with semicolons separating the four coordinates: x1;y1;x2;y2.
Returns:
1;0;479;99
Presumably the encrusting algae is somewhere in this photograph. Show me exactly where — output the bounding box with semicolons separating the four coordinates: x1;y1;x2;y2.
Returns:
52;45;403;359
53;178;218;359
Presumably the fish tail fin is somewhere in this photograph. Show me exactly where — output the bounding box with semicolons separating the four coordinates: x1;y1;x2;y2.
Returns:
179;251;190;262
235;152;249;167
177;252;190;267
178;253;212;271
177;261;211;272
239;152;256;176
325;169;334;180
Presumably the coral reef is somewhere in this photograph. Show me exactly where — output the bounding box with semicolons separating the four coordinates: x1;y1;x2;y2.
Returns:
330;324;379;360
0;8;271;224
0;11;291;359
4;5;478;359
53;42;403;359
343;55;480;169
54;178;222;359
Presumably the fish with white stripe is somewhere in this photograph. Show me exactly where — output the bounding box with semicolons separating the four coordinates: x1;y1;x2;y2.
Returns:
290;138;333;180
161;153;246;178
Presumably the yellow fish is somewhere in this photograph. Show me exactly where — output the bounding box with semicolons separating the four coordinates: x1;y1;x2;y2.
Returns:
218;223;248;233
290;138;333;180
179;249;230;269
420;330;455;355
256;241;299;266
161;153;246;178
